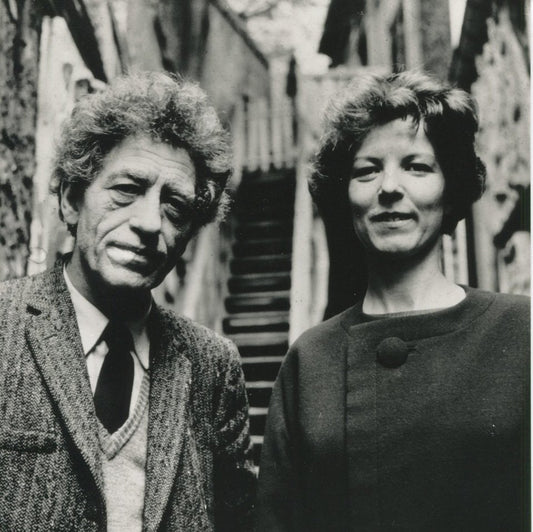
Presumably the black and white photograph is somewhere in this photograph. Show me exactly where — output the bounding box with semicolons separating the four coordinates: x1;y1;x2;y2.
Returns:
0;0;530;530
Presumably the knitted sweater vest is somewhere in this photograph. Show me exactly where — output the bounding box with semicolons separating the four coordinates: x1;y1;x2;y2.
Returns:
99;373;150;531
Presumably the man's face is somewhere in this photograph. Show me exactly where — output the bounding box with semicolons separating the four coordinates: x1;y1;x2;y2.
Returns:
63;135;197;302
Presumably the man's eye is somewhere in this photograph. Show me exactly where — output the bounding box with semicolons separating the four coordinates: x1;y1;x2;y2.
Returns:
165;201;191;225
352;166;379;181
110;184;140;201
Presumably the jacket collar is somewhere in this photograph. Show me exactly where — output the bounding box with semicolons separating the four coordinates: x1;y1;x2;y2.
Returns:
24;266;105;496
24;266;194;530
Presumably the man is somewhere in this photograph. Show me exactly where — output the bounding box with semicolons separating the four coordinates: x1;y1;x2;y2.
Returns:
0;72;255;531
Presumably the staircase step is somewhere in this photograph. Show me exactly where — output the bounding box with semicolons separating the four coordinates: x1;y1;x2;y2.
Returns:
230;255;291;275
230;332;288;348
241;168;295;186
236;220;293;240
232;238;292;258
246;381;275;407
225;291;290;313
223;311;289;334
238;172;295;200
237;179;295;200
234;332;289;357
251;434;264;463
249;406;269;434
228;272;291;294
236;201;293;222
241;355;285;380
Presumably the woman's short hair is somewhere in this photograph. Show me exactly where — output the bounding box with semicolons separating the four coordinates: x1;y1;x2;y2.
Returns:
310;70;486;234
50;71;232;232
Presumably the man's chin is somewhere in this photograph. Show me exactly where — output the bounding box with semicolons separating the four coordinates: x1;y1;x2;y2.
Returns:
97;265;162;294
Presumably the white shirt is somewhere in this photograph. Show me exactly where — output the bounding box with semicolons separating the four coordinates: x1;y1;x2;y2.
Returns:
63;269;150;416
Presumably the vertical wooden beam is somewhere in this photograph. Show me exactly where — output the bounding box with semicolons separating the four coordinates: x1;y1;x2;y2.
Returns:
125;0;163;71
365;0;394;67
0;0;43;280
402;0;423;69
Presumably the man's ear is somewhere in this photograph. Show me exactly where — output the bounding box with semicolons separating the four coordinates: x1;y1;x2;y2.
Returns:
60;181;81;226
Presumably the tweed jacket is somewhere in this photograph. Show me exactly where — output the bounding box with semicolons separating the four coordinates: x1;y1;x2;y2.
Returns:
257;287;530;531
0;266;255;531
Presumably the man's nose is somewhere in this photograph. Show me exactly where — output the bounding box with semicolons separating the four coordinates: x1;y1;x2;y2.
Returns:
129;192;162;234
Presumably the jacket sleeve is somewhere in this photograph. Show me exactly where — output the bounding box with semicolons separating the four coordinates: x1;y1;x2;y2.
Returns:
213;340;256;532
255;347;302;531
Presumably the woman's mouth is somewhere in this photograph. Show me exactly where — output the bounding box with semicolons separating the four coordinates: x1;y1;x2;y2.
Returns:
371;212;415;223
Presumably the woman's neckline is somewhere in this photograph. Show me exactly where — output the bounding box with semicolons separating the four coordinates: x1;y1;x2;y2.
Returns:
362;307;446;320
361;283;466;315
342;286;497;341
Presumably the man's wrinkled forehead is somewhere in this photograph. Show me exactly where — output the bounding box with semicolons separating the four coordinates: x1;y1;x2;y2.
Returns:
99;136;197;200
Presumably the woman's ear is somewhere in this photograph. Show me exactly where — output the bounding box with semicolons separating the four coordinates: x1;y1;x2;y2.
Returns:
60;181;81;226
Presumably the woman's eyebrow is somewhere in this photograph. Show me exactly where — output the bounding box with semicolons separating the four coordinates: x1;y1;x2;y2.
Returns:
353;156;381;164
403;153;436;161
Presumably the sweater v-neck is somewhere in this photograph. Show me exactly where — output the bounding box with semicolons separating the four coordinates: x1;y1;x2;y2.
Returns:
97;371;150;459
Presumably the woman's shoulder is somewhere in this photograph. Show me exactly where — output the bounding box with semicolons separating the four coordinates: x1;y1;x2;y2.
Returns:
290;305;361;353
467;286;530;314
464;287;530;337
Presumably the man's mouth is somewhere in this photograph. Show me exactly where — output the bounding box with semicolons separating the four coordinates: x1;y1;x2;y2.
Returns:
106;244;163;269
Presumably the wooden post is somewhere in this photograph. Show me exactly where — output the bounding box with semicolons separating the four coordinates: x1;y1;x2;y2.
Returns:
0;0;43;280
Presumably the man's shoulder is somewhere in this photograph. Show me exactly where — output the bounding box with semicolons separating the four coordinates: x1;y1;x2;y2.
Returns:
0;268;64;310
0;270;63;354
0;272;39;308
0;273;30;297
152;305;238;363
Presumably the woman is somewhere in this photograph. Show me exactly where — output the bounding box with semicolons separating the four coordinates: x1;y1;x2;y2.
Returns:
256;71;529;531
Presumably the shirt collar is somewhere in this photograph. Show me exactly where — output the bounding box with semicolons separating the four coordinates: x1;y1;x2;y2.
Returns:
63;267;150;370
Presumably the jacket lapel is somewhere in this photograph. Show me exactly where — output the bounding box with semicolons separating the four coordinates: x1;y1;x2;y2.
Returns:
143;306;192;532
24;267;105;495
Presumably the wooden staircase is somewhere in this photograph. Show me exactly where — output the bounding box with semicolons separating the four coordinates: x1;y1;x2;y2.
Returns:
223;167;295;466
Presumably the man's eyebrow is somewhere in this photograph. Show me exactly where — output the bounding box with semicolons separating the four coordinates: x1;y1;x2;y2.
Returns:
107;172;152;185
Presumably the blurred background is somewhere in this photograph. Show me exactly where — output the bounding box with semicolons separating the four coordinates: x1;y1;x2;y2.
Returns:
1;0;529;466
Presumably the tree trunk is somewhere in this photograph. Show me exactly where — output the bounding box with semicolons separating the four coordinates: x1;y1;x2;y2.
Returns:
0;0;42;280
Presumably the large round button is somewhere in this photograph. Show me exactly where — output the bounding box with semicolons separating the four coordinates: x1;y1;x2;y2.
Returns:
376;337;409;368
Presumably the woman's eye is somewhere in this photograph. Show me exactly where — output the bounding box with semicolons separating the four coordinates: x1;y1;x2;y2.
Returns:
352;166;379;181
406;162;433;174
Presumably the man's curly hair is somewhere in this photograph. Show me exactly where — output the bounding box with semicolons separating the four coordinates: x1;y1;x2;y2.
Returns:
50;71;232;233
311;70;486;234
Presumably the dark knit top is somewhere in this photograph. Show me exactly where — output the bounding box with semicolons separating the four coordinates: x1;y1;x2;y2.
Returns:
256;287;530;531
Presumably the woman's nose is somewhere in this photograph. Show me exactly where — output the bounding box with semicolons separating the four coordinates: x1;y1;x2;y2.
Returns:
378;167;403;203
129;192;162;234
379;166;402;193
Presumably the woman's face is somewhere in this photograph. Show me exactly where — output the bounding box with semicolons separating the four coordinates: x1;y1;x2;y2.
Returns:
348;117;446;260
